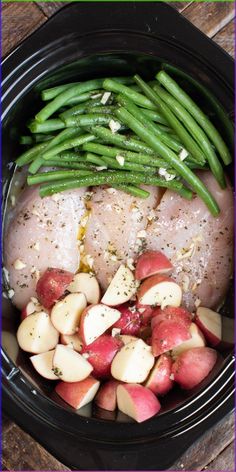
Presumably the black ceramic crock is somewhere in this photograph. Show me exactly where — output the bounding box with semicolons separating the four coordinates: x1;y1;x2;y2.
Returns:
2;2;235;470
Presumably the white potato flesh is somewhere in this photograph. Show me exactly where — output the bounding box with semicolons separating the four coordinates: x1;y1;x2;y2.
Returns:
101;265;136;306
68;272;100;304
30;350;58;380
111;338;154;383
171;323;206;358
17;311;59;353
84;185;162;290
4;185;88;309
52;344;93;382
81;304;121;345
139;280;182;309
146;171;234;311
51;292;87;335
60;333;83;352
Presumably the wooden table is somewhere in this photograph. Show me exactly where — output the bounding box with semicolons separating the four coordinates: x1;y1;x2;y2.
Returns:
2;2;235;471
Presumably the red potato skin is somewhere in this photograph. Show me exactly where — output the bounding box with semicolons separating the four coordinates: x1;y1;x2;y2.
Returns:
145;354;173;396
135;250;173;280
113;303;142;335
55;376;98;409
172;347;217;390
151;307;192;330
36;268;74;309
136;303;155;326
81;334;123;379
137;274;178;304
20;306;28;321
117;384;161;423
152;319;191;357
194;314;220;348
95;380;121;411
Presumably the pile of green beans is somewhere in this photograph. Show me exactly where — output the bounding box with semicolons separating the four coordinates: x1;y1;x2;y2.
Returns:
15;71;232;215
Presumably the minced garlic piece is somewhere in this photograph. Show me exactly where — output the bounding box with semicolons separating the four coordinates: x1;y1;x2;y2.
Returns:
116;155;125;166
109;119;121;133
100;91;111;105
13;259;26;270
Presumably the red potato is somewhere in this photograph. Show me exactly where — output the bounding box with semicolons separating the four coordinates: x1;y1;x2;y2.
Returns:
30;350;58;380
80;304;121;345
51;293;87;335
81;334;123;379
60;333;83;352
55;376;100;409
111;338;154;383
195;307;222;347
145;354;173;396
151;306;192;330
137;274;182;309
172;347;217;390
95;380;121;411
17;311;59;354
136;303;155;326
68;272;101;304
135;250;173;280
171;323;205;358
53;344;93;382
113;303;142;335
21;298;44;321
101;264;136;306
117;384;161;423
36;268;74;309
151;319;191;357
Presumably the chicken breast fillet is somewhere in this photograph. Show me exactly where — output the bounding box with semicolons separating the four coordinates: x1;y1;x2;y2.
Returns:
4;186;88;309
146;171;234;311
84;185;162;289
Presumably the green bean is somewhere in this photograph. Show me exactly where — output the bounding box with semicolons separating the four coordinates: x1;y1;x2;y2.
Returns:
117;94;182;153
43;160;91;170
65;91;104;107
89;126;155;155
42;134;95;160
29;119;65;134
20;136;34;145
153;84;226;188
63;113;115;128
54;151;85;161
103;79;156;110
82;142;169;168
87;105;115;115
34;134;54;143
39;171;183;197
115;106;219;216
41;83;79;101
141;108;169;126
35;79;105;123
86;152;155;173
156;70;232;165
59;100;102;121
85;153;108;167
28;157;46;174
28;169;95;185
16;142;49;167
113;185;150;198
134;75;206;166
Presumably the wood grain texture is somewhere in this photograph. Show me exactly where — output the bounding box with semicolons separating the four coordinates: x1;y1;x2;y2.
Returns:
36;1;66;17
170;1;193;13
183;1;235;38
213;19;235;57
2;421;70;471
170;412;234;471
2;2;46;57
205;441;235;471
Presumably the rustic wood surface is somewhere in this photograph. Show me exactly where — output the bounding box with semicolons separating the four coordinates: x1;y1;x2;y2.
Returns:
2;2;235;471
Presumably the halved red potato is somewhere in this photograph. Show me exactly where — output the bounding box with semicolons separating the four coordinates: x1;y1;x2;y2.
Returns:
151;306;192;330
17;311;59;354
136;303;155;326
172;347;217;390
30;350;58;380
113;303;142;335
60;333;83;352
118;335;138;345
145;353;173;396
95;380;121;411
36;268;74;309
21;298;43;321
111;338;154;383
135;250;173;280
195;307;222;347
81;334;123;379
151;319;191;357
80;304;121;345
117;384;161;423
137;275;182;309
68;272;101;304
171;323;205;358
51;293;87;335
52;344;93;382
101;265;136;306
55;376;100;409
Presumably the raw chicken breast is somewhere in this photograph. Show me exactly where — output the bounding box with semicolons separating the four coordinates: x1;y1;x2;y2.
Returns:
4;185;88;309
146;171;234;311
84;186;162;289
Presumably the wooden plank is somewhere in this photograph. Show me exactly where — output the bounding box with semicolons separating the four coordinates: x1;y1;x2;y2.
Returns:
169;2;193;13
171;412;234;471
2;2;46;58
213;19;234;58
205;441;235;471
182;1;235;38
36;2;65;18
2;421;70;471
